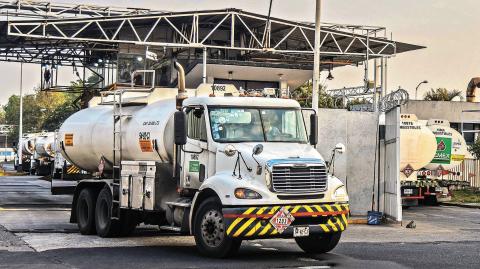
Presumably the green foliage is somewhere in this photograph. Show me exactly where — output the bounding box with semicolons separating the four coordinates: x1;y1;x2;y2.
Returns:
291;81;343;108
451;188;480;203
346;98;371;110
2;87;80;142
469;137;480;159
423;88;463;101
0;108;5;124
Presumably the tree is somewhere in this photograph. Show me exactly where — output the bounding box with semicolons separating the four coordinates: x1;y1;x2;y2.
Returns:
423;88;463;101
3;86;80;143
291;81;343;108
470;137;480;159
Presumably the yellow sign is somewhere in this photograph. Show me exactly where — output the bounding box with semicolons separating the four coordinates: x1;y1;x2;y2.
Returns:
451;154;465;162
64;133;74;146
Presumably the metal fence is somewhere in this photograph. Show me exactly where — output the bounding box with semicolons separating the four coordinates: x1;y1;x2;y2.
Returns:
448;159;480;188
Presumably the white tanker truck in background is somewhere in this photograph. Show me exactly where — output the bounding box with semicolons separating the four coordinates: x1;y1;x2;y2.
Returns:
14;133;37;172
400;115;470;207
56;64;350;257
15;132;58;176
30;132;56;176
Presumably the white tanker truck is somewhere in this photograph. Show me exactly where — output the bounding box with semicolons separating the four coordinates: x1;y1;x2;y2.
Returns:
14;133;37;172
400;115;469;207
31;132;56;176
58;64;349;258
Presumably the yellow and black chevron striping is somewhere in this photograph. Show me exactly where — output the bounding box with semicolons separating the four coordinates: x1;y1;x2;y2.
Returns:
223;204;349;238
66;166;81;174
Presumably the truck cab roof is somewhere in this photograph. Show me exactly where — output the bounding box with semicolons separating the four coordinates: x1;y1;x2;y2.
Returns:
183;96;302;108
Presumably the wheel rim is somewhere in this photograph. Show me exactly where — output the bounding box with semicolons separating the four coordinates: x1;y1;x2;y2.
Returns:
200;209;225;248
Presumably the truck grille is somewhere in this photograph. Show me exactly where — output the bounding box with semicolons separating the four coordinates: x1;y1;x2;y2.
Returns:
271;165;328;193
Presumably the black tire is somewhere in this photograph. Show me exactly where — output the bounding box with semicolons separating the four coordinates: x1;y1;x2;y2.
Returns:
95;187;120;237
76;188;97;235
193;197;241;258
424;195;438;206
295;232;342;254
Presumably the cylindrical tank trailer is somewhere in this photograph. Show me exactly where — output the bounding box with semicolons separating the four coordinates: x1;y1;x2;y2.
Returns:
399;114;437;181
58;89;178;172
34;132;55;158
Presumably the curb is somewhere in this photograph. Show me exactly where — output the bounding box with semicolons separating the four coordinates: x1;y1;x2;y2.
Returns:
439;202;480;209
348;218;368;224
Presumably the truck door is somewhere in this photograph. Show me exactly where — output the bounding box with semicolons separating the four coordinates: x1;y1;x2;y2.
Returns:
181;106;209;189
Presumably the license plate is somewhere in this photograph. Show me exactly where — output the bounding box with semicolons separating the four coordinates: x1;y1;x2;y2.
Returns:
293;226;309;237
435;187;443;192
403;189;413;195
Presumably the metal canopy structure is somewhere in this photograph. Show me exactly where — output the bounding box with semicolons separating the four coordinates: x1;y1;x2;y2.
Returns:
2;8;423;67
0;0;157;18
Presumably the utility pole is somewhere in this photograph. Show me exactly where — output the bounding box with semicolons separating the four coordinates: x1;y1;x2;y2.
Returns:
312;0;322;112
18;63;23;169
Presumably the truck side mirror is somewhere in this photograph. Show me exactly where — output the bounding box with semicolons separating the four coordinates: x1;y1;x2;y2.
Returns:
309;114;318;146
174;111;187;145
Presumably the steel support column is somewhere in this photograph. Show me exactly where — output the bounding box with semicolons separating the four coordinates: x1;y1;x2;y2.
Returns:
312;0;321;111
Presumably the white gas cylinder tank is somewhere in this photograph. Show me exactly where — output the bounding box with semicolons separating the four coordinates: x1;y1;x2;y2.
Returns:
58;88;178;172
399;114;437;180
35;132;55;158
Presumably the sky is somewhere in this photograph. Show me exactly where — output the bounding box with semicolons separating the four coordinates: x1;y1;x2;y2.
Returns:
1;0;479;104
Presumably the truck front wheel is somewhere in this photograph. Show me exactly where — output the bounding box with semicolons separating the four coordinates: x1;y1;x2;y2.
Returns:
193;197;241;258
295;232;342;254
76;188;96;235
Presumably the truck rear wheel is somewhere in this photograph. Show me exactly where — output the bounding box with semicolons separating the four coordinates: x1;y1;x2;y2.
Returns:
95;187;120;237
193;197;241;258
76;188;96;235
295;232;342;254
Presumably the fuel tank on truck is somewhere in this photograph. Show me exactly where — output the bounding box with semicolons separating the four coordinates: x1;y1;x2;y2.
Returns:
21;134;37;156
58;88;180;173
424;119;470;172
399;114;437;181
34;132;55;158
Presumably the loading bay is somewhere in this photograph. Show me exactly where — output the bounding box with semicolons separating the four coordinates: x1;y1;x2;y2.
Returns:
0;173;479;269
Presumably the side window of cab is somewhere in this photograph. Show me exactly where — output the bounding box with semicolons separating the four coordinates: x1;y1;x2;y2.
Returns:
186;107;208;141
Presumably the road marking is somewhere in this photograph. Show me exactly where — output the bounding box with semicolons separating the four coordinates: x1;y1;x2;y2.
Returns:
297;265;332;269
0;208;70;211
260;247;278;251
252;243;262;247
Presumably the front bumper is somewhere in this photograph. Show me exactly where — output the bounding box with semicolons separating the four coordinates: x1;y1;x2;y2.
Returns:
223;203;349;239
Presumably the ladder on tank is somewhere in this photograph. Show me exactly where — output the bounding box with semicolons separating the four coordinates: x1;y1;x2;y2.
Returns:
111;90;127;219
109;70;156;219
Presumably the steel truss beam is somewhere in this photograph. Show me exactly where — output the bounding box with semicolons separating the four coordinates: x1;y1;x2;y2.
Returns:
0;0;156;18
0;40;116;64
328;85;379;98
7;9;397;57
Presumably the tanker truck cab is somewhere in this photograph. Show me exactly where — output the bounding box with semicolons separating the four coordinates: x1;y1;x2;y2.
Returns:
175;96;350;257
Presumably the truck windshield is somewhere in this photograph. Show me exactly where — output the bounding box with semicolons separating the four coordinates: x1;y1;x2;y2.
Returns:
209;107;308;143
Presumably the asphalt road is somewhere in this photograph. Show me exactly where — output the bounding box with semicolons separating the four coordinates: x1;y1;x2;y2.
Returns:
1;176;479;269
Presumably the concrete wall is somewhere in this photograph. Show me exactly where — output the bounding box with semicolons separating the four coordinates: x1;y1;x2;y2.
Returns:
401;101;480;123
317;109;379;216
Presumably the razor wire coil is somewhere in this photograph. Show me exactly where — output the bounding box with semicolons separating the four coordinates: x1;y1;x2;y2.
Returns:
378;88;409;112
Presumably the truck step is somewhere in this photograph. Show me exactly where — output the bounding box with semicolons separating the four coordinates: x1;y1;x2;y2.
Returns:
159;225;182;232
166;201;191;208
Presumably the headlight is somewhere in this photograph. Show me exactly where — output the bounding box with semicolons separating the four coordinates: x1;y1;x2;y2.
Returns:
234;188;262;199
332;186;348;200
